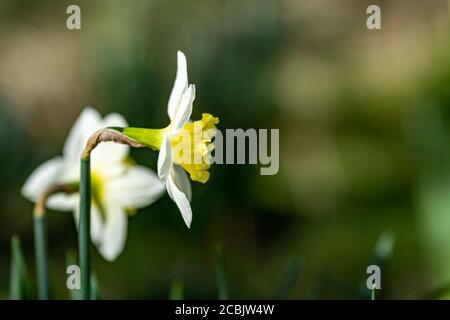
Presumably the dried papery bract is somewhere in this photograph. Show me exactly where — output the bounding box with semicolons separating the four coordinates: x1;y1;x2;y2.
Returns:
81;128;146;159
79;128;145;299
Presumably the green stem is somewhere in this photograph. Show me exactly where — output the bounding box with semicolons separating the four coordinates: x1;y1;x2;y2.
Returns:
65;250;82;300
79;157;91;300
76;127;143;299
32;182;78;300
33;215;50;299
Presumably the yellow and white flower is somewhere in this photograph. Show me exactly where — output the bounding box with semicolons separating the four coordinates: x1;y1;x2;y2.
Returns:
22;108;164;261
120;51;219;228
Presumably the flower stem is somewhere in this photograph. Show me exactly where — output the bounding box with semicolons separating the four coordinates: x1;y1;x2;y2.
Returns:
65;250;82;300
78;128;145;300
79;156;91;300
33;214;50;299
77;128;145;300
33;183;77;300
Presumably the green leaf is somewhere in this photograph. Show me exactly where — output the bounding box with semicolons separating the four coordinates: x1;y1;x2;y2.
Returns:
90;273;102;300
275;256;300;299
213;244;228;300
9;235;29;300
169;280;184;300
422;283;450;299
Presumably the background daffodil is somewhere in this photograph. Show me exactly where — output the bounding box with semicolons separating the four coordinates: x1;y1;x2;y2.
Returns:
119;51;219;228
22;108;164;261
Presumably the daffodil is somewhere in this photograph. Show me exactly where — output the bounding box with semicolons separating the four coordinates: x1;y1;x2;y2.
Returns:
117;51;219;228
22;108;164;261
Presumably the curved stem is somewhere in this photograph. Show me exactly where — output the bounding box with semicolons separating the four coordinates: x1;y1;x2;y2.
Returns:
33;183;77;300
79;128;145;299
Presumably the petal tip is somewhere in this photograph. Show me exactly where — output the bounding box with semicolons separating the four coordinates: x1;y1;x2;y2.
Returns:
177;50;186;60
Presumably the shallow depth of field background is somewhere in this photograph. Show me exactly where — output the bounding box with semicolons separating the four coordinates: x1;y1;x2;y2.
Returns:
0;0;449;299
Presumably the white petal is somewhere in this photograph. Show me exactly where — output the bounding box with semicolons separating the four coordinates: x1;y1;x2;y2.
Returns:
21;157;64;202
171;85;195;134
46;193;77;212
172;164;192;202
167;51;188;120
98;202;128;261
91;142;129;177
63;107;102;167
106;166;165;209
167;173;192;228
102;113;128;128
91;112;130;175
73;202;104;247
157;135;173;183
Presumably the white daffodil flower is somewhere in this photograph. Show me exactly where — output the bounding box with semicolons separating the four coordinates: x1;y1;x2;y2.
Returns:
119;51;219;228
22;108;165;261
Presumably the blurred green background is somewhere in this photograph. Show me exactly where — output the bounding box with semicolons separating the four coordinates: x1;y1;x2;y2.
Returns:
0;0;449;299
